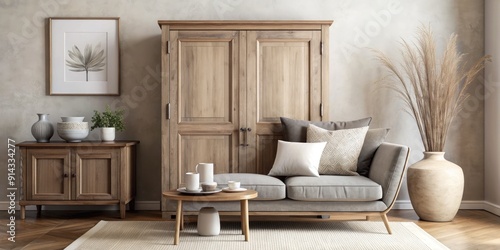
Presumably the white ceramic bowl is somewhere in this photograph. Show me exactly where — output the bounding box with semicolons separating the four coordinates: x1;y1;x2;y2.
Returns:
61;117;85;122
57;122;89;142
201;182;218;192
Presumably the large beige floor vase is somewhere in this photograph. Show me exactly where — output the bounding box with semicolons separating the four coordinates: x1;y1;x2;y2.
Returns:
407;152;464;222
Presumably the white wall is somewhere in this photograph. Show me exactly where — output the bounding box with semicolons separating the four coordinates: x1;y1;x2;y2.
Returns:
0;0;485;207
485;0;500;215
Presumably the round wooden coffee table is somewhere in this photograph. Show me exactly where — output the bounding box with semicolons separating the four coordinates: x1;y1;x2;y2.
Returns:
163;189;258;245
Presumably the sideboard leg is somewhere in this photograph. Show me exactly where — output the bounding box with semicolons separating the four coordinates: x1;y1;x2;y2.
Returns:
20;205;26;219
120;203;126;219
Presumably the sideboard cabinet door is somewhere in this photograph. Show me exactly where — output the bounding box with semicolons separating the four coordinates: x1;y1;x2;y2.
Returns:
74;148;119;200
26;148;71;201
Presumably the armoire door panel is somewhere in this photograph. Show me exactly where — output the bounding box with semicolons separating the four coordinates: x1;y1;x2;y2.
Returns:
248;31;321;123
259;41;310;122
178;134;233;186
179;42;231;122
175;32;238;124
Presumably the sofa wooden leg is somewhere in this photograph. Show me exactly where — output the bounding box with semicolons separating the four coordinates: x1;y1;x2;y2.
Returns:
380;213;392;234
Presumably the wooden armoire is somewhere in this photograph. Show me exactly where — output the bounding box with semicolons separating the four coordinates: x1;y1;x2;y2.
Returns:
158;20;332;214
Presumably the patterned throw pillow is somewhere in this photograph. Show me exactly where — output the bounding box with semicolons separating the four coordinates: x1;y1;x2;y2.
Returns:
307;124;369;175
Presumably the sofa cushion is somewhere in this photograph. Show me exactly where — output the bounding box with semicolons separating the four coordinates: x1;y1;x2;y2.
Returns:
280;117;372;142
268;140;326;177
214;173;286;200
357;128;390;177
285;175;383;201
307;125;368;175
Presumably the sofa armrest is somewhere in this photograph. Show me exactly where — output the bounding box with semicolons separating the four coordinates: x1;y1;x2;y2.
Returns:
368;142;410;208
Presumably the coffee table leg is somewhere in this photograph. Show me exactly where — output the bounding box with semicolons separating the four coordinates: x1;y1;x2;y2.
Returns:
240;199;250;241
174;200;183;245
180;205;184;231
240;203;245;235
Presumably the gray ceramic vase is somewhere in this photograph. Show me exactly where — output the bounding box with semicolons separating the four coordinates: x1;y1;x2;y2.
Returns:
31;113;54;143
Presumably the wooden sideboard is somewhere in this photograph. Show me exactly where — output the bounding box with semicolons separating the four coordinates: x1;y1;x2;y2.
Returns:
17;141;138;219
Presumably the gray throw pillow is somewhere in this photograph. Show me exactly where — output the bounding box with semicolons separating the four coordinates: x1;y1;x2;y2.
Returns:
280;117;372;142
357;128;390;177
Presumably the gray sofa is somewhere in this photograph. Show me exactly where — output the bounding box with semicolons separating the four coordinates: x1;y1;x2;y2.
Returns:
175;142;410;234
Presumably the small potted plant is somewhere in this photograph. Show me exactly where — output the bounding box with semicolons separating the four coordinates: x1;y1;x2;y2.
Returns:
91;106;125;141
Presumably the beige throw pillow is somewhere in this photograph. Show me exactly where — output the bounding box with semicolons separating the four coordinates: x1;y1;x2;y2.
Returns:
307;124;369;175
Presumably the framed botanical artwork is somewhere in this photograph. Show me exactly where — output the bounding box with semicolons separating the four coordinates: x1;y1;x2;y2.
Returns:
49;17;120;95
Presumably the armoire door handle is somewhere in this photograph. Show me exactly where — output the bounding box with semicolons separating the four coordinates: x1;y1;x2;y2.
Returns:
240;127;249;146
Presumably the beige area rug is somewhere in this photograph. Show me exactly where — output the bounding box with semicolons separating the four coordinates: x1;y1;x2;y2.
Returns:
65;220;448;250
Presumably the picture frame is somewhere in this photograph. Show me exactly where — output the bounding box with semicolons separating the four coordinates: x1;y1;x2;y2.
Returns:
49;17;120;95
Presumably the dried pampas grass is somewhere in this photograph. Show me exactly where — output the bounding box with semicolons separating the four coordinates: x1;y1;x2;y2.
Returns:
374;25;491;152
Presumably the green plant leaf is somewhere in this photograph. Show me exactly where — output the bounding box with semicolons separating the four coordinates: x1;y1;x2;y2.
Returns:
91;105;125;131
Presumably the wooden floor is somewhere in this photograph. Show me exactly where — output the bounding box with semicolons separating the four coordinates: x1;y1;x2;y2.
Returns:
0;209;499;249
